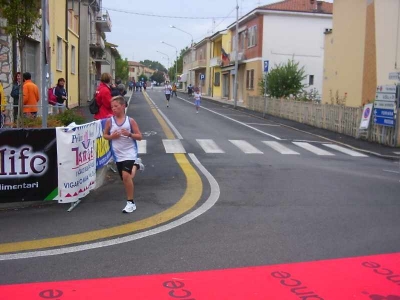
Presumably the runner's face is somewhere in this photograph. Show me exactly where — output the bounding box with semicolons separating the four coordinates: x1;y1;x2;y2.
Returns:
111;101;124;115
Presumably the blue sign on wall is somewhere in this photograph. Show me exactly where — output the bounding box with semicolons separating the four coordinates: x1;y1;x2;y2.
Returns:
374;116;395;127
200;74;205;80
374;108;395;118
264;60;269;73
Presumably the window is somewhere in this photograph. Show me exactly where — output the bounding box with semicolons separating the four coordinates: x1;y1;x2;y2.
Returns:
247;26;257;48
71;45;76;74
57;37;63;70
239;31;246;51
309;75;314;86
246;69;255;89
214;72;220;86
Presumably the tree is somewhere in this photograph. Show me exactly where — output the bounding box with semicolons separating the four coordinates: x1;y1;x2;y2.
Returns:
0;0;41;127
140;60;167;73
150;71;165;84
169;47;187;82
116;56;129;82
259;60;306;98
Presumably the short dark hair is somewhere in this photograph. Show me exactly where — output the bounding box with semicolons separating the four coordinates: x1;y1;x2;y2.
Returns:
23;72;31;80
111;95;126;106
57;78;65;84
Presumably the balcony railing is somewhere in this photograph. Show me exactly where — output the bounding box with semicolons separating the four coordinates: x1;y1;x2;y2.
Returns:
96;10;112;32
191;59;207;70
89;33;105;50
229;51;246;62
210;57;222;67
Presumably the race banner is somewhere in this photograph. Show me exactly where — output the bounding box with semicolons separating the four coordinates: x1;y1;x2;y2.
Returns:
0;128;58;203
56;122;97;203
95;119;112;169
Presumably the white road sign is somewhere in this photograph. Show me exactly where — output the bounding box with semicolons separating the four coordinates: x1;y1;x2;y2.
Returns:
389;72;400;81
374;101;396;109
375;93;397;101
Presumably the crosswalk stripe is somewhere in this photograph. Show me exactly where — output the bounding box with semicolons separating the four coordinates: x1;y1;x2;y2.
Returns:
323;144;368;157
229;140;263;154
262;141;300;155
197;139;225;153
292;142;334;156
137;140;147;154
162;139;186;153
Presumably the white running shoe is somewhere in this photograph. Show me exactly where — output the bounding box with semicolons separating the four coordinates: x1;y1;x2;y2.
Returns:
122;201;136;213
136;158;145;171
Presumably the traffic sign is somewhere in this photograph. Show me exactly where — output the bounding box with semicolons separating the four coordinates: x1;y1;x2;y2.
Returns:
375;93;397;101
200;74;205;80
264;60;269;72
359;103;373;129
376;85;397;93
374;101;396;109
374;116;395;127
389;72;400;81
374;108;395;118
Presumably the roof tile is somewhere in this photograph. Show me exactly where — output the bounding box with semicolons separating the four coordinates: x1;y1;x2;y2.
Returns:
261;0;333;14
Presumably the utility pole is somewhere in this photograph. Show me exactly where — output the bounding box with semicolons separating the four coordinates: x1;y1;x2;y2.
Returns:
233;0;239;108
41;0;49;128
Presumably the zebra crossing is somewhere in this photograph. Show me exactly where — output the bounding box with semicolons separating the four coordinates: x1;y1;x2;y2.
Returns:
136;139;368;158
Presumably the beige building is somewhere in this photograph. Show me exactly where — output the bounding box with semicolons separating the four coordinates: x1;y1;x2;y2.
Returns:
323;0;400;107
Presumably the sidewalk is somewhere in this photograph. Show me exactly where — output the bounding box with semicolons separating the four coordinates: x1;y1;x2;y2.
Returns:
179;91;400;160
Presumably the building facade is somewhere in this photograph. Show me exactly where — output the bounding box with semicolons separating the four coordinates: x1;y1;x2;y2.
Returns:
323;0;400;107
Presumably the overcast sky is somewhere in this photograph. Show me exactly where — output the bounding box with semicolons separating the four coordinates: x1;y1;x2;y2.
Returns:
102;0;333;68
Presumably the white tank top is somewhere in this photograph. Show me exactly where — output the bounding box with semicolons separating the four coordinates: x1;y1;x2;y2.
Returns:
110;116;138;162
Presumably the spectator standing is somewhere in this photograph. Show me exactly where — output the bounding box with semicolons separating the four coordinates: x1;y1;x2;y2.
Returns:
94;73;113;120
10;72;21;121
22;72;39;118
54;78;67;114
171;83;177;98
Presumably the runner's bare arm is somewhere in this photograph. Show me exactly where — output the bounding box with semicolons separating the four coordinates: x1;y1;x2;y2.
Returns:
128;118;142;141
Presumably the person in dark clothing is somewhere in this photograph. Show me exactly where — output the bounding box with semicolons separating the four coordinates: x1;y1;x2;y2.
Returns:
54;78;67;114
10;72;21;121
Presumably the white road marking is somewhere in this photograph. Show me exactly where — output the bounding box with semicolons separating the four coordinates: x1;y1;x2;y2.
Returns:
177;96;283;140
323;144;368;157
262;141;300;155
229;140;263;154
293;142;335;156
0;154;220;261
394;152;400;155
163;139;186;153
146;94;183;139
246;123;280;126
137;140;147;154
197;139;225;153
383;169;400;174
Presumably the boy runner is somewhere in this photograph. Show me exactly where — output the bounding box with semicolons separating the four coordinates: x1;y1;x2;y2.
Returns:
164;81;172;107
103;96;144;213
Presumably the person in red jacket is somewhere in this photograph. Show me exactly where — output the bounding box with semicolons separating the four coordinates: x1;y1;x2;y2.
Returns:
94;73;113;120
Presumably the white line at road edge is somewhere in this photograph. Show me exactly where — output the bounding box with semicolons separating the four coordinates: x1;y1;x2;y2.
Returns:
0;154;220;261
177;96;282;140
147;93;183;139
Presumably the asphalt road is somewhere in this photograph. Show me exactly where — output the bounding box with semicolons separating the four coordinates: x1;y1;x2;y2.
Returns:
0;87;399;299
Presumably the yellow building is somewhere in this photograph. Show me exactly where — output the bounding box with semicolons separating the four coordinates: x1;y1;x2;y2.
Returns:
210;30;232;99
49;0;80;108
322;0;400;107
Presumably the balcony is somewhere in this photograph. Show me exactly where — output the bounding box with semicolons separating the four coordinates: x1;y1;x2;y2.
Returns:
96;10;112;32
210;57;222;68
89;33;105;50
229;51;246;63
191;59;207;70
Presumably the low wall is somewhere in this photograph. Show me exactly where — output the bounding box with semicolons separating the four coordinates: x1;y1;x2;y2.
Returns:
248;96;400;147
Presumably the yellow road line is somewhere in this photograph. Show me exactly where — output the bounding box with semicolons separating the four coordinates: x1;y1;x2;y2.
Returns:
0;92;203;254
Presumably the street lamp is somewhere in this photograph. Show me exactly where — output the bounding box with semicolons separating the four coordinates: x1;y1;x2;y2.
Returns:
156;50;170;69
161;41;178;83
170;25;194;87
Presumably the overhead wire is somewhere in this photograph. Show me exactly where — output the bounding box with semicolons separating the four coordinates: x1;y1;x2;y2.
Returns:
103;7;236;20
